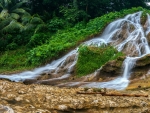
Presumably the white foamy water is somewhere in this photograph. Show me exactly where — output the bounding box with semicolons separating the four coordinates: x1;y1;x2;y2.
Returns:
0;11;150;90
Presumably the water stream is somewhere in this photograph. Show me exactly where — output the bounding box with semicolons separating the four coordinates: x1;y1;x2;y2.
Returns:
0;11;150;90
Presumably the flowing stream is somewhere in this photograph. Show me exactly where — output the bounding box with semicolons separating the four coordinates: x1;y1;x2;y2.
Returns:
0;11;150;90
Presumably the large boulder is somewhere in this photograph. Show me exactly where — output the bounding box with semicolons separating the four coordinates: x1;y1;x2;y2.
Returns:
95;56;125;80
129;54;150;79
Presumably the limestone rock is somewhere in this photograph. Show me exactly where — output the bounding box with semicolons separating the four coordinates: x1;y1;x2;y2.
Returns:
97;56;125;79
135;54;150;67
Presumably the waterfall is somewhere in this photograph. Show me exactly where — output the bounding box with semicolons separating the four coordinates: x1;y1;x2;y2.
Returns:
0;11;150;90
82;12;150;90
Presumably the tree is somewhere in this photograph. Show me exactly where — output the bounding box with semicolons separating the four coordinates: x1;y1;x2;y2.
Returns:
0;0;30;33
0;0;44;50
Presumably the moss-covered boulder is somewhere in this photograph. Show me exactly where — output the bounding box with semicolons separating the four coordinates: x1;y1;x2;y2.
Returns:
95;56;125;80
101;56;125;73
75;45;124;77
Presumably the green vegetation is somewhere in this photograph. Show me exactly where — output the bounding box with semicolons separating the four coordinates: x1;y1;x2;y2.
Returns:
0;48;34;74
0;6;150;73
27;7;149;65
76;45;124;77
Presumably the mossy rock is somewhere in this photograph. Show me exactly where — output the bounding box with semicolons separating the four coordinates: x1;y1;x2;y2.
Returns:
135;54;150;67
101;56;125;73
75;45;124;77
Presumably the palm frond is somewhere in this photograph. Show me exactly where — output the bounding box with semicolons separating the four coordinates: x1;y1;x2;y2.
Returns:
0;3;4;9
0;17;4;23
2;20;24;33
34;24;47;33
24;23;36;31
22;0;29;2
11;1;27;11
0;17;11;30
12;8;27;14
4;0;11;5
4;0;11;4
22;7;31;12
21;14;31;24
22;12;31;16
0;16;5;21
30;17;44;24
10;13;20;20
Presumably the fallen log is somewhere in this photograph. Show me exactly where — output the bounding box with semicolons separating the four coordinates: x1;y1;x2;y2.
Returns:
76;92;148;97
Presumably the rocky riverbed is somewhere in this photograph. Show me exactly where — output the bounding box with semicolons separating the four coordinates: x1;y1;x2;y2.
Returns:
0;79;150;113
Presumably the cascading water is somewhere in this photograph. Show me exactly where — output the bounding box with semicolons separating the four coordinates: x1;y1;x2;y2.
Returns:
82;11;150;90
0;11;150;90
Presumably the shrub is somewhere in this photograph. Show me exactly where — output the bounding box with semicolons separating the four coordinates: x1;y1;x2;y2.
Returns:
27;33;51;48
48;18;66;32
6;42;18;50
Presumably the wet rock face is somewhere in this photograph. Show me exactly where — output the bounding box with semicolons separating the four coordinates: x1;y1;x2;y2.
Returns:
110;22;135;46
129;54;150;79
135;54;150;67
23;79;37;85
122;41;141;57
147;32;150;44
36;54;77;81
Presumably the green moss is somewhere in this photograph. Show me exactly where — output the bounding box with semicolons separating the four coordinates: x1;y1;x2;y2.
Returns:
75;45;123;77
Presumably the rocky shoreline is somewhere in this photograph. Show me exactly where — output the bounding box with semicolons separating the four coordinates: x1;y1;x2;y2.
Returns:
0;80;150;113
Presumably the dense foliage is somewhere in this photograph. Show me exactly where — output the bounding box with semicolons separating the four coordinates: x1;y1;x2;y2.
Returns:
0;0;45;51
27;7;149;65
30;0;147;19
0;5;150;73
76;45;123;77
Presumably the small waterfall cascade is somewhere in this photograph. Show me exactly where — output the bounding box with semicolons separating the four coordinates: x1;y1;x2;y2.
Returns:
0;49;78;82
82;12;150;90
0;11;150;90
0;39;105;82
